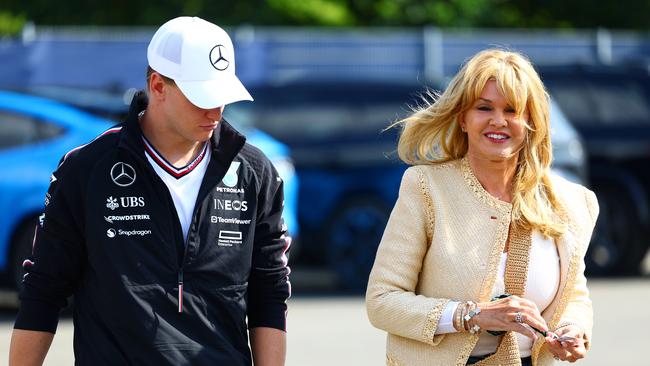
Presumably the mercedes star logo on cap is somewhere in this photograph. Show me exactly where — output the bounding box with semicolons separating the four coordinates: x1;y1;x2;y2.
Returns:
110;162;136;187
210;44;230;71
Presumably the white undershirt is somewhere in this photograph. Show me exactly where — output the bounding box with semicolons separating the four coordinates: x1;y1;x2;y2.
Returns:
145;142;211;241
436;230;560;357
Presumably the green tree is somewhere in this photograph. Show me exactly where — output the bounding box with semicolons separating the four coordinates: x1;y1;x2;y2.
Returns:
0;11;26;36
1;0;650;30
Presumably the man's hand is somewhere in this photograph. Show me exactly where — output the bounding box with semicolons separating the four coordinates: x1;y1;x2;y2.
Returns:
249;327;286;366
9;329;54;366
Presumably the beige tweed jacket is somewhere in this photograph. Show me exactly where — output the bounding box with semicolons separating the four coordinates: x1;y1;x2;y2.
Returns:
366;159;599;366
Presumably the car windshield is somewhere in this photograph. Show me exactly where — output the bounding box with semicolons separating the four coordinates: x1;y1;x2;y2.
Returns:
226;103;410;140
223;83;429;142
545;75;650;126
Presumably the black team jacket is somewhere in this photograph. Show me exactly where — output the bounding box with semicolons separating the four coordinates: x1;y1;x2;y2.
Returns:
14;92;291;365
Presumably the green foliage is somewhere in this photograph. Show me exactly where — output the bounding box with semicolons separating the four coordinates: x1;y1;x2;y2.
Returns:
267;0;353;25
1;0;650;29
0;11;26;36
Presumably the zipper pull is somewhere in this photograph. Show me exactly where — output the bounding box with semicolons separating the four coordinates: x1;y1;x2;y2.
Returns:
178;270;184;313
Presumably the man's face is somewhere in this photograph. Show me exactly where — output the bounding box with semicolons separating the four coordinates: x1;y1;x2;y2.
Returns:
160;80;224;144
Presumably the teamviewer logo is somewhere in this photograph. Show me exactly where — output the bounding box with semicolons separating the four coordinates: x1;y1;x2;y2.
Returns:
217;230;242;246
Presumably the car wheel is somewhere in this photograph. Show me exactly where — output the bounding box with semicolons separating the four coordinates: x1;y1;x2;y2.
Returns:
10;219;38;290
325;196;391;292
586;184;646;276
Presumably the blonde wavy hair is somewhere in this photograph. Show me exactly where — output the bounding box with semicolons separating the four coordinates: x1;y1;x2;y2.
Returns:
396;49;566;238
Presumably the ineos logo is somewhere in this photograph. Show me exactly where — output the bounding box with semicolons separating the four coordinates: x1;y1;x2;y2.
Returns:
111;162;136;187
214;199;248;212
209;45;230;71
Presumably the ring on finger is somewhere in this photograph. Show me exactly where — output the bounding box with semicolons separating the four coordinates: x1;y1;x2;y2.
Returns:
515;312;523;323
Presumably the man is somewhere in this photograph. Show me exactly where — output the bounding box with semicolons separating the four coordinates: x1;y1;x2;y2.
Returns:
10;16;290;366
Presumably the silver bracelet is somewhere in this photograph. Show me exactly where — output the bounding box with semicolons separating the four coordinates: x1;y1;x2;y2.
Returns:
463;301;482;334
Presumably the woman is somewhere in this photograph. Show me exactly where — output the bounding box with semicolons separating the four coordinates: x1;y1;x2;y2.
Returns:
366;49;598;366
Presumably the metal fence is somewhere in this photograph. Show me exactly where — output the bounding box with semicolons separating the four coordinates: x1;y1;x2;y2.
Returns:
2;25;650;90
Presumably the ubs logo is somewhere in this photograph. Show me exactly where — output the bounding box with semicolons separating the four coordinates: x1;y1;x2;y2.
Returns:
111;162;136;187
106;196;146;210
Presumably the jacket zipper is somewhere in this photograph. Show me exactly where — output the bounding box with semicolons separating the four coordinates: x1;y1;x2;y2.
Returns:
177;228;190;313
118;130;188;313
177;192;206;313
177;270;184;313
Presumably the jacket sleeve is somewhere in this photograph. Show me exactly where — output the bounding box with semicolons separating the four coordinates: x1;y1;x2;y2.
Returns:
247;160;290;331
14;158;86;333
366;166;450;346
556;188;599;349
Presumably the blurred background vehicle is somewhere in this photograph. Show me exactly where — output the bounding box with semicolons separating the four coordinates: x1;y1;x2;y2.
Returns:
0;91;111;290
1;22;649;293
539;63;650;276
226;80;586;291
0;89;299;292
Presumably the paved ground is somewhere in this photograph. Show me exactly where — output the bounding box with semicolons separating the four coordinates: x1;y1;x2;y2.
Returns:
0;278;648;365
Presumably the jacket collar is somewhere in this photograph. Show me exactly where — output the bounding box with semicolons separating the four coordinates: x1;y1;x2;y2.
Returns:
119;91;247;167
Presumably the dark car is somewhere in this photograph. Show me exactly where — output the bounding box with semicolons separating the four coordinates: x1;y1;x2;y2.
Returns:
225;81;419;290
227;80;587;290
539;63;650;275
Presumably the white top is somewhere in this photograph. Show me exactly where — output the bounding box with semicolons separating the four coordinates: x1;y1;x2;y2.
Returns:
144;137;211;241
436;230;560;357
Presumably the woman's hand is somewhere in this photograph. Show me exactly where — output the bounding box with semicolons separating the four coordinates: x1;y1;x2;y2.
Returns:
545;325;586;363
472;295;548;340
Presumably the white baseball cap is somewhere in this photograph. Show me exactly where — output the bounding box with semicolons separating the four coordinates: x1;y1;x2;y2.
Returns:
147;16;253;109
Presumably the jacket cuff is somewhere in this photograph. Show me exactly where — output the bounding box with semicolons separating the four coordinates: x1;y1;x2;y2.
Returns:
14;299;60;334
248;302;287;332
422;299;450;345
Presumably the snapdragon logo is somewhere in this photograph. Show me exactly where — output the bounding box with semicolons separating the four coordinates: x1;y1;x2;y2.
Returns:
118;229;151;237
106;228;151;238
107;228;116;238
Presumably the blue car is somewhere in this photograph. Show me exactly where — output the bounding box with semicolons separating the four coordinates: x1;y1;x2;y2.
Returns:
0;90;298;290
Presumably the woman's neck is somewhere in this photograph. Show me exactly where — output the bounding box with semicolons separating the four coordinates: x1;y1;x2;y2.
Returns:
466;154;518;203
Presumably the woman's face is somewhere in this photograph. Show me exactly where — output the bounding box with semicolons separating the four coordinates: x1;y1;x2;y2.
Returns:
460;80;528;163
